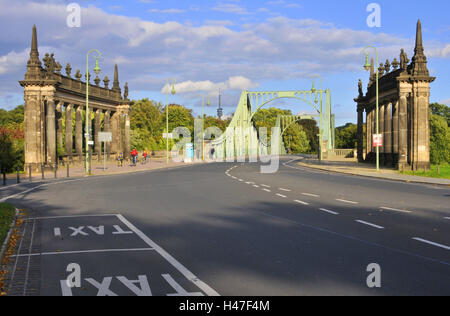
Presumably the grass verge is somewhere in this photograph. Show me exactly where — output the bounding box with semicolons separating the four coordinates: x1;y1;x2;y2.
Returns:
400;164;450;179
0;203;16;247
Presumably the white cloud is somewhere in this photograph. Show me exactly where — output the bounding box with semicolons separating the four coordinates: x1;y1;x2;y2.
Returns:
161;76;258;95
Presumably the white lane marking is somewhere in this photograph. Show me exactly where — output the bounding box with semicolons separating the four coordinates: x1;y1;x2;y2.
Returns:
116;215;220;296
276;194;287;198
238;179;244;182
262;189;271;193
279;188;291;192
336;199;359;205
294;200;309;206
412;238;450;251
163;274;204;296
444;217;450;220
231;176;237;179
246;182;255;185
380;206;412;213
319;208;339;215
54;228;61;237
261;184;271;188
253;185;260;188
25;214;119;221
355;220;384;229
302;193;320;198
9;248;155;258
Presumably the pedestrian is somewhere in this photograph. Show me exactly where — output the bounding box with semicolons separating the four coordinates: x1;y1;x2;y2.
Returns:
117;152;124;167
131;148;138;166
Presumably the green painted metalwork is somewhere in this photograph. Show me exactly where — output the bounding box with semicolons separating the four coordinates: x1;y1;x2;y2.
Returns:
211;88;335;160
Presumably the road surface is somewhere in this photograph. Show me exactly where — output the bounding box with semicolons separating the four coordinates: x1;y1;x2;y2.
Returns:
2;157;449;296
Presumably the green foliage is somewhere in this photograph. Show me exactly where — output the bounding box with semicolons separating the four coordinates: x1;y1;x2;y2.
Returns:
0;203;16;248
401;164;450;179
298;119;319;154
430;114;450;166
335;123;358;149
430;103;450;126
253;107;310;153
0;105;25;172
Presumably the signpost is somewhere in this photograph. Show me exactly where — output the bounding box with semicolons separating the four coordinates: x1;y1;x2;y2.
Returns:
98;132;112;171
373;134;383;148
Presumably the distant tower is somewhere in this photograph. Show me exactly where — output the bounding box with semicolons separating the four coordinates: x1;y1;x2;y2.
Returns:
217;89;223;119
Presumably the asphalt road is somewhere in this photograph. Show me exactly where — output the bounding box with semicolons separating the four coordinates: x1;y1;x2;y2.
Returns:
2;157;450;296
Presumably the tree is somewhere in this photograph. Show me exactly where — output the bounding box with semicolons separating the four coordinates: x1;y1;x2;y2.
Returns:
429;114;450;174
298;119;319;154
335;123;358;149
430;103;450;126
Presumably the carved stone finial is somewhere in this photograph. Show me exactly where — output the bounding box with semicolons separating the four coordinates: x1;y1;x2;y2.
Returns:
400;49;409;71
358;79;363;97
43;53;51;70
103;76;110;89
65;63;72;77
378;63;385;76
124;82;129;100
75;69;82;80
94;75;101;86
55;61;62;75
384;59;391;73
392;58;400;70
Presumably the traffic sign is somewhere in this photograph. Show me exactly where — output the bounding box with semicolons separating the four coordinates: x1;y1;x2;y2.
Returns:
373;134;383;147
98;132;112;142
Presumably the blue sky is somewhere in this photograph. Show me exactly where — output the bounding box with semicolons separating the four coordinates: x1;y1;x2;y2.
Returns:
1;0;450;126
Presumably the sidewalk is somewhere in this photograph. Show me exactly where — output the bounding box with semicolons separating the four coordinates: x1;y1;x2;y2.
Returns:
1;158;197;186
296;157;450;186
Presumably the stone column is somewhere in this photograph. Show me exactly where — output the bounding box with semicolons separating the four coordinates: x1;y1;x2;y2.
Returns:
94;109;102;159
379;104;385;164
56;101;63;156
398;93;408;167
104;110;111;158
23;92;43;171
384;102;392;165
46;97;57;166
65;104;73;160
367;109;372;155
392;99;399;164
357;106;364;162
124;109;131;156
111;111;123;154
75;105;83;158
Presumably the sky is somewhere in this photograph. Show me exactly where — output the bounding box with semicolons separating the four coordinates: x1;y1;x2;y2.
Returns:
1;0;450;126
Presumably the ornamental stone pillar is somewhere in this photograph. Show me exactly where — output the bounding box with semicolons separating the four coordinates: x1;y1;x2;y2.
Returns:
65;104;73;159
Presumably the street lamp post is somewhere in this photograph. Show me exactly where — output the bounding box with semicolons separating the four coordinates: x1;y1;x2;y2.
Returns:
166;79;176;164
85;49;101;175
311;75;323;161
363;46;379;171
201;94;211;161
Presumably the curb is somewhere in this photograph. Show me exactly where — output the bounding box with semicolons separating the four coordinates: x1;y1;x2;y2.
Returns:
0;208;19;264
296;161;450;187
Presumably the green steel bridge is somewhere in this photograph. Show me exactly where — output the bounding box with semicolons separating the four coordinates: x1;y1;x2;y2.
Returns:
211;88;335;160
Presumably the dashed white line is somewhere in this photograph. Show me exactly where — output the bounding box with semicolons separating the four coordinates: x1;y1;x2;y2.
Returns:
319;208;339;215
261;184;271;188
294;200;309;206
276;194;287;198
355;220;384;229
380;206;412;213
262;189;271;193
279;188;291;192
302;193;320;198
412;238;450;251
54;228;61;237
253;185;260;188
336;199;359;205
444;217;450;220
246;182;255;185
